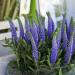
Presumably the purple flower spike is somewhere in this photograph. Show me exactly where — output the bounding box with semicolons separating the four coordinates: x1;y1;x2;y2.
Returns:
24;33;30;43
64;32;74;64
50;32;58;64
69;17;74;39
37;16;45;41
47;12;54;38
25;17;30;33
30;22;38;46
61;14;66;40
18;18;25;39
9;20;17;44
65;19;70;40
39;25;45;41
52;19;54;32
32;41;38;64
56;27;61;49
62;25;68;50
36;25;39;35
72;34;75;54
28;32;38;64
71;21;75;54
25;17;31;41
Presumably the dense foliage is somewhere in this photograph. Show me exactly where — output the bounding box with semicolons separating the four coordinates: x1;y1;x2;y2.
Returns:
4;12;75;75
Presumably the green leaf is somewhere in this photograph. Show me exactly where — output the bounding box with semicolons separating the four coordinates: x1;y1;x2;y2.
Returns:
28;66;34;72
26;55;33;61
66;68;75;75
38;41;43;48
46;55;51;66
40;60;45;64
58;49;62;57
59;68;63;75
70;64;75;68
56;59;61;65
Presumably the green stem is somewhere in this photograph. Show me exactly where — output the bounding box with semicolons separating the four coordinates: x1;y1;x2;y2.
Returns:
29;0;37;23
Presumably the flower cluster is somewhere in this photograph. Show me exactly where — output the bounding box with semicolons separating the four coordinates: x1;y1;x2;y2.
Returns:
9;13;75;65
9;20;17;44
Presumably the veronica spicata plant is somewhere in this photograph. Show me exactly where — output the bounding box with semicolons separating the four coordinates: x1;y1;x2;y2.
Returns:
4;12;75;75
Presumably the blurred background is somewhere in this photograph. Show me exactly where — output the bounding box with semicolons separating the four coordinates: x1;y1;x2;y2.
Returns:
0;0;75;21
0;0;19;21
0;0;74;24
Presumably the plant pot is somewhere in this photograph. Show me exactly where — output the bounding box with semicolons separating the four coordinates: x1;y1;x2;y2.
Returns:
6;60;75;75
6;60;57;75
0;54;15;75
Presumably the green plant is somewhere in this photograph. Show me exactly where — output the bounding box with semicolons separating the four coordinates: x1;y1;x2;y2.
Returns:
4;13;75;75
